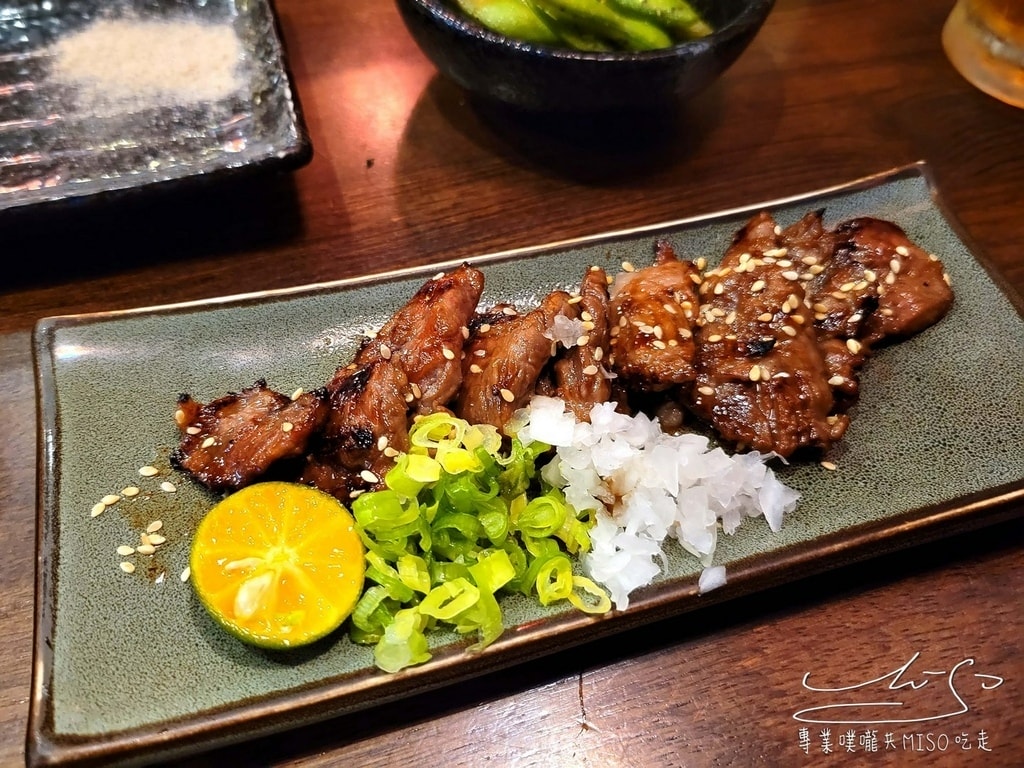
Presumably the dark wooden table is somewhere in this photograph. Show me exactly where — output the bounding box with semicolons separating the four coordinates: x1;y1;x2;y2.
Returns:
2;0;1022;765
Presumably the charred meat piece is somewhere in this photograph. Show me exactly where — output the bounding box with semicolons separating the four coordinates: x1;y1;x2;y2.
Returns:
171;380;328;491
547;266;613;422
455;291;576;432
830;218;953;345
689;212;848;457
781;210;872;399
608;241;702;392
353;264;484;413
301;359;412;501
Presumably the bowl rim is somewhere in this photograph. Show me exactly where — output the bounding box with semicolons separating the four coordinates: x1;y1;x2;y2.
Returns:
399;0;776;62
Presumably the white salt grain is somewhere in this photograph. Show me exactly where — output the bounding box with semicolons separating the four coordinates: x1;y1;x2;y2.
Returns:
49;17;244;111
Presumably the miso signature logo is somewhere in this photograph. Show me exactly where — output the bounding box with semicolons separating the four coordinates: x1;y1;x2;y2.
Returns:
792;651;1005;725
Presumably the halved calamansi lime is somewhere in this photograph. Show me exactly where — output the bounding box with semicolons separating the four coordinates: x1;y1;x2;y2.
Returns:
190;482;365;649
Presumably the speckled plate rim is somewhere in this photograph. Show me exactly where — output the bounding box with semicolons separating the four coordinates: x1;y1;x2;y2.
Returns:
28;162;1024;767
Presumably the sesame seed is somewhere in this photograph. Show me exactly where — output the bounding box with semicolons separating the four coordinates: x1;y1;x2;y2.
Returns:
943;272;951;285
201;437;216;448
750;280;766;293
881;308;894;316
810;264;825;275
180;567;191;583
884;272;896;285
583;365;599;375
619;315;628;328
148;534;167;546
442;347;455;360
479;323;491;333
652;340;667;350
433;271;445;280
122;486;140;497
895;245;909;257
377;435;389;451
695;257;707;271
828;375;845;386
772;371;790;378
117;545;135;556
801;255;818;266
469;363;483;374
580;311;593;322
698;386;715;396
863;269;877;282
147;521;163;534
713;283;725;295
474;348;487;357
749;365;763;382
782;325;797;337
764;247;788;258
290;387;304;401
160;481;176;493
499;388;515;403
590;264;601;272
679;328;693;339
593;347;604;361
186;426;201;435
568;295;583;304
90;502;106;518
101;494;121;506
281;422;294;433
840;281;856;292
707;334;723;342
662;303;677;315
689;273;702;285
889;258;901;274
758;312;773;322
621;261;635;272
846;338;863;354
725;312;736;325
380;344;392;360
653;325;664;339
820;460;838;471
174;408;186;427
360;470;380;484
404;393;415;403
120;562;135;573
577;335;590;346
812;302;828;313
782;271;799;281
383;446;399;458
791;314;806;324
776;259;793;268
461;326;470;339
411;383;422;399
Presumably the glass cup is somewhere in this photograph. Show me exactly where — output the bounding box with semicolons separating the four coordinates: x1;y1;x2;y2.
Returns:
942;0;1024;108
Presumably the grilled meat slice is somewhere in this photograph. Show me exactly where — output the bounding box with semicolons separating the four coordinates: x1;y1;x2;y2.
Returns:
352;263;484;413
689;212;848;457
608;241;701;392
831;218;954;345
455;291;576;431
781;210;872;399
171;380;328;491
301;359;412;501
547;266;613;422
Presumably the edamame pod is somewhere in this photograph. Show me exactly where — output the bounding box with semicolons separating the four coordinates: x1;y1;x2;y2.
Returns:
532;0;674;50
606;0;712;40
524;0;615;51
454;0;562;44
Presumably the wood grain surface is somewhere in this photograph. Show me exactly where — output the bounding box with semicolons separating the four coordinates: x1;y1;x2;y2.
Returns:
1;0;1022;766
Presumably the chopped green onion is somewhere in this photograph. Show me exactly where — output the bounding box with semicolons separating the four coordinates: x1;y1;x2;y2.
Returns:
349;412;610;672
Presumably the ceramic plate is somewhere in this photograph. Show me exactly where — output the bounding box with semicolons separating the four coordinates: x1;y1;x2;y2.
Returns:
29;164;1024;766
0;0;310;216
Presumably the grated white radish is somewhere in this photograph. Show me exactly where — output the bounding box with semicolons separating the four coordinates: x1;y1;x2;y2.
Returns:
513;396;800;611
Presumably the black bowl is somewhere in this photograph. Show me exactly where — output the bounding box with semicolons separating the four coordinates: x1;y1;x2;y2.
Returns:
395;0;775;112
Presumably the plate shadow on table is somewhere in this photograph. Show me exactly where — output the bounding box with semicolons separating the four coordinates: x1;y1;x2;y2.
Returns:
161;516;1023;767
0;170;305;292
